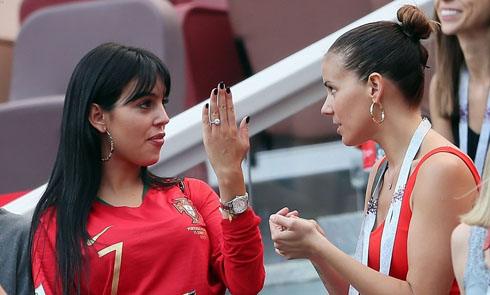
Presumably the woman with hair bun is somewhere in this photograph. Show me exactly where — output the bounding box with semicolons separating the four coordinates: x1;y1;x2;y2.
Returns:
270;5;480;295
451;149;490;295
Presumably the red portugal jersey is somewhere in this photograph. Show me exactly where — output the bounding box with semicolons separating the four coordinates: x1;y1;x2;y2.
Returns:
32;178;265;295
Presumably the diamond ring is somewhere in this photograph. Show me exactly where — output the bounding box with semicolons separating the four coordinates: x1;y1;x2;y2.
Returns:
209;118;221;125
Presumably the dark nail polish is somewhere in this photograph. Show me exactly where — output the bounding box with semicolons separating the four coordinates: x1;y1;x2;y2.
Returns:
205;103;209;109
219;82;224;89
226;87;230;94
213;88;218;95
246;116;250;124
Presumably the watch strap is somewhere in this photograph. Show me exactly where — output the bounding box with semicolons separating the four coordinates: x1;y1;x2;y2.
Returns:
220;192;249;216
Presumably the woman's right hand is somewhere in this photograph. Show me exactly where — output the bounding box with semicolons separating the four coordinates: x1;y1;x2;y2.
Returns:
269;207;327;260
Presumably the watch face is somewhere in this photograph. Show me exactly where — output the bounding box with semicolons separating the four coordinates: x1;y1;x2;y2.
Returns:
232;197;248;214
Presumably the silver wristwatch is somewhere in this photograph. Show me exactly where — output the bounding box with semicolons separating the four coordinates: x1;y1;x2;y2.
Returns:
220;192;249;216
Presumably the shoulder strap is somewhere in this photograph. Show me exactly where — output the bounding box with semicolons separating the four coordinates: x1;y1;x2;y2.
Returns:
371;159;388;198
411;146;480;184
402;146;481;199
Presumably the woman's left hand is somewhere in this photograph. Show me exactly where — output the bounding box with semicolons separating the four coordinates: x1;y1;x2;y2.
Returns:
202;82;249;187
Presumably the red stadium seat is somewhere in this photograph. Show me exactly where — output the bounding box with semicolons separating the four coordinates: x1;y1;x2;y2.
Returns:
175;1;245;107
0;191;30;207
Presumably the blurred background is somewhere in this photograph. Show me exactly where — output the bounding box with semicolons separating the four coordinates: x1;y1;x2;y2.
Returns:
0;0;435;293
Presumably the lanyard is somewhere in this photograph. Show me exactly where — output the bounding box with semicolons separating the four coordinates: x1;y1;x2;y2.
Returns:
486;229;490;295
349;119;431;295
459;66;490;176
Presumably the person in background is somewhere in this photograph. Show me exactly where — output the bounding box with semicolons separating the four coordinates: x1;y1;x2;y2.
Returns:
0;209;33;294
30;42;265;295
451;149;490;295
270;5;480;295
429;0;490;175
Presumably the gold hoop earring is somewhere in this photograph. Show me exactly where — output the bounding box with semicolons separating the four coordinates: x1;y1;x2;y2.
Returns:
101;130;114;162
369;101;385;124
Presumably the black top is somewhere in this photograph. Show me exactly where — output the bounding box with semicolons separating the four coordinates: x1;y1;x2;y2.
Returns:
451;115;480;161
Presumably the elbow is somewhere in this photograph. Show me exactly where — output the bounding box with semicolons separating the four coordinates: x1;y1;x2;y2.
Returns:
227;266;265;295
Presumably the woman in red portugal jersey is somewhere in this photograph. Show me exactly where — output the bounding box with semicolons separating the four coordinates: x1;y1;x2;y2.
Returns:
30;42;265;295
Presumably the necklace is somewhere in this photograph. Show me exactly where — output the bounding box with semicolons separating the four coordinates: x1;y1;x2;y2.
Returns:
350;118;431;295
385;165;399;191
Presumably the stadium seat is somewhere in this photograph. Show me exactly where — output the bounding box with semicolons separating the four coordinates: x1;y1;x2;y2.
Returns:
174;0;245;107
0;95;64;194
19;0;86;24
16;0;244;112
10;0;187;117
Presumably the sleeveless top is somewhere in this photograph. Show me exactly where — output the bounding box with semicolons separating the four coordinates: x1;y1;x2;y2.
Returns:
450;68;490;163
463;226;490;295
451;117;480;161
368;147;480;294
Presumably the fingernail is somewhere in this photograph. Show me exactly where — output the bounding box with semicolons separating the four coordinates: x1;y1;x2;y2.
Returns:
213;88;218;95
246;116;250;124
226;87;230;94
219;82;224;89
205;103;209;109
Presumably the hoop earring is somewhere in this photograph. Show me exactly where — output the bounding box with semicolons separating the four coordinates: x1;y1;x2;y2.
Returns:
101;130;114;162
369;101;385;124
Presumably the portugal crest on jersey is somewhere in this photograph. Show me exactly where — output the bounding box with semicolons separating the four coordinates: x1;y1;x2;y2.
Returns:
172;197;202;224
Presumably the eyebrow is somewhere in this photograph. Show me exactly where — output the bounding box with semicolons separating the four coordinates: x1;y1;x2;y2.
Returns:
124;91;161;105
133;92;158;99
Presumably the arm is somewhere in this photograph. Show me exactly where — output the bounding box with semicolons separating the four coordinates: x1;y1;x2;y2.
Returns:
185;179;264;294
319;158;387;294
405;153;476;294
429;75;454;142
451;223;471;295
271;214;421;295
270;159;383;295
271;152;477;294
201;83;265;294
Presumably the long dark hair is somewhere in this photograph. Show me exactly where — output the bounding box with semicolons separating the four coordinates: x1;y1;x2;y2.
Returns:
328;5;436;108
432;10;465;119
29;42;179;294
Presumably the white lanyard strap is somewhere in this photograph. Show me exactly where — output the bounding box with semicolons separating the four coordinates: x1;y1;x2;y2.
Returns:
349;119;431;294
487;273;490;295
458;66;490;176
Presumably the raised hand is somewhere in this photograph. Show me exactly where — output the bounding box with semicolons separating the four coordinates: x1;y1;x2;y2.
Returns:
202;82;250;202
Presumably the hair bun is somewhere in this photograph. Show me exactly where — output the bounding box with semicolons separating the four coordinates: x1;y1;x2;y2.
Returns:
397;5;433;41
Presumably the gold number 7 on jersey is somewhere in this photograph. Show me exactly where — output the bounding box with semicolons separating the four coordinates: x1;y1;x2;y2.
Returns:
98;242;123;295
